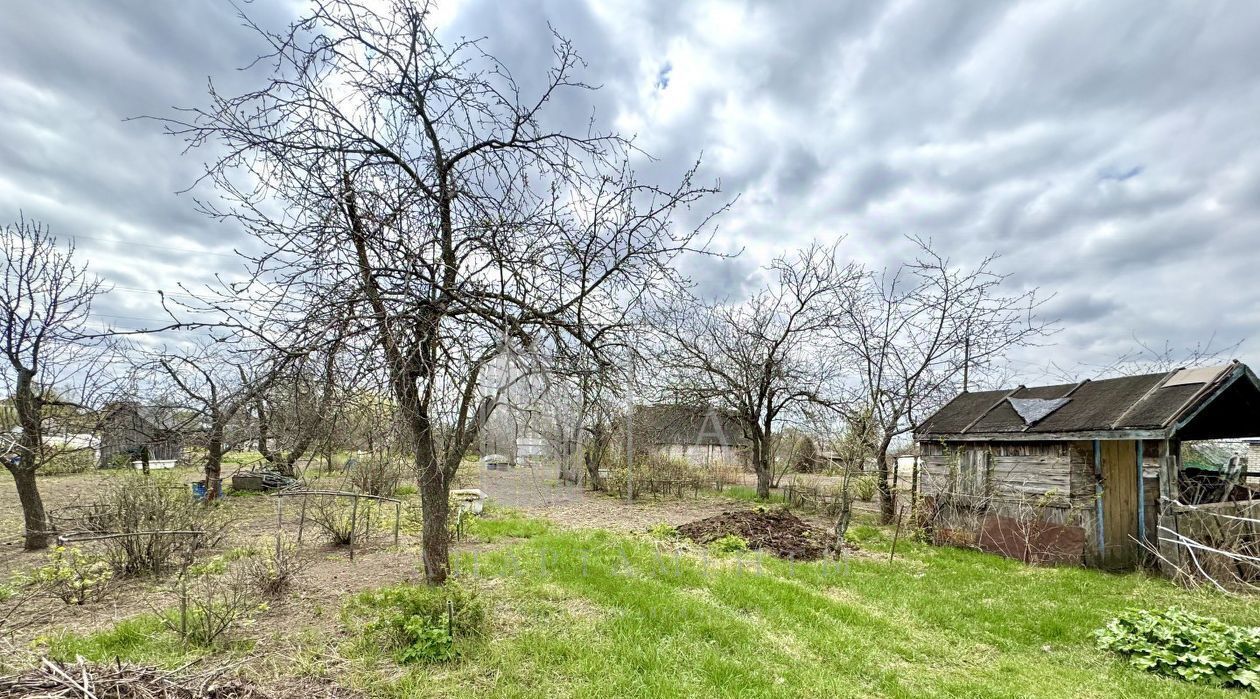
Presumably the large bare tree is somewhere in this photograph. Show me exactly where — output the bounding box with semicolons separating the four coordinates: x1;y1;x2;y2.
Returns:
161;0;720;584
660;243;859;499
0;217;107;549
837;238;1047;522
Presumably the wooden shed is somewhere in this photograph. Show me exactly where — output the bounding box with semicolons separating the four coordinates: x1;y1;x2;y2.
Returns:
914;361;1260;570
98;402;184;468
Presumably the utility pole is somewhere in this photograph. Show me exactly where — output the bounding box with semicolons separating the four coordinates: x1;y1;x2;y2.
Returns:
962;330;971;393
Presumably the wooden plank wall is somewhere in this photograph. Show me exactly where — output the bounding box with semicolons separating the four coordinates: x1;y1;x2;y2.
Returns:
919;439;1102;562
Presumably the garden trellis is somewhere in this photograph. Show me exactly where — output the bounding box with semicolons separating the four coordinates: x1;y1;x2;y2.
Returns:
274;489;402;560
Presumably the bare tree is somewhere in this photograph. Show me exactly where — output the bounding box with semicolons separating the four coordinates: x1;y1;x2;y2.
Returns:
251;319;349;476
144;340;281;498
0;216;107;549
837;238;1047;522
659;243;859;499
1045;333;1243;383
159;0;721;584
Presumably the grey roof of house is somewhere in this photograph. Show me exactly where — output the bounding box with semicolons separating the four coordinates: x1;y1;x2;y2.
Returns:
635;404;747;447
917;362;1258;439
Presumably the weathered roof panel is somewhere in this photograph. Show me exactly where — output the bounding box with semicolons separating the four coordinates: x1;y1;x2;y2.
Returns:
916;363;1245;439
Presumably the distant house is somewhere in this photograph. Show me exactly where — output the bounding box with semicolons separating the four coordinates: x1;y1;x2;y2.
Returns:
515;435;550;464
634;404;748;469
98;402;184;468
916;362;1260;571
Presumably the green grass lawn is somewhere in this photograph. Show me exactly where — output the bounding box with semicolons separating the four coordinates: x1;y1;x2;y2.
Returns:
390;514;1257;698
45;509;1259;698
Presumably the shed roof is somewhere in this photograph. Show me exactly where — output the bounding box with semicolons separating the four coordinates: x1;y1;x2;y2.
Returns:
916;362;1260;441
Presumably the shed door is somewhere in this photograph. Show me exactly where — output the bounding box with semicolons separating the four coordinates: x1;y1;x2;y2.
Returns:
1100;440;1139;567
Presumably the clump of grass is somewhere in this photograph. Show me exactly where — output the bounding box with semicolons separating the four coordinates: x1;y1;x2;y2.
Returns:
845;523;884;545
342;582;486;664
722;485;785;504
463;510;549;542
226;488;267;498
708;534;750;555
394;484;419;497
41;615;199;667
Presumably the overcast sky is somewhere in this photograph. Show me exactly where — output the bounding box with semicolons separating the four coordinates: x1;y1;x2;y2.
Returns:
2;0;1258;381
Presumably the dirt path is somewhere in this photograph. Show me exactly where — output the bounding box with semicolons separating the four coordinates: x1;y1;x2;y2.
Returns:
471;464;842;533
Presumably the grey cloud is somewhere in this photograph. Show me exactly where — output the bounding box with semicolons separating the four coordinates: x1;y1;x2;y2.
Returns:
3;0;1258;375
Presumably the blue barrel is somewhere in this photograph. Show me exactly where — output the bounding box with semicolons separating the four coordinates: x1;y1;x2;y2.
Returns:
191;481;207;501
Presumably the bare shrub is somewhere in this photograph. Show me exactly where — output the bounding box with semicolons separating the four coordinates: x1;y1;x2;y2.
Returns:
92;473;228;576
306;495;377;546
241;534;308;597
163;556;264;648
349;453;401;497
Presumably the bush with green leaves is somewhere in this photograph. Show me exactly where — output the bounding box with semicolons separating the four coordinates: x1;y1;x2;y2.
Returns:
162;554;267;648
709;534;750;554
853;474;878;502
31;546;112;605
1096;607;1260;689
647;522;679;540
343;582;486;664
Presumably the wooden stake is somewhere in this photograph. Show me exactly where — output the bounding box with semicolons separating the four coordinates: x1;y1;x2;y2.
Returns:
393;501;401;548
297;493;308;545
889;505;905;563
349;495;359;561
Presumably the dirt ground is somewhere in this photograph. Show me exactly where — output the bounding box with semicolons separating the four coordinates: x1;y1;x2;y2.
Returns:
474;464;787;531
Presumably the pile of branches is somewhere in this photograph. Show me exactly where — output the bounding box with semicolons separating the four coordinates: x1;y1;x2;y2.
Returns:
0;658;268;699
678;509;838;561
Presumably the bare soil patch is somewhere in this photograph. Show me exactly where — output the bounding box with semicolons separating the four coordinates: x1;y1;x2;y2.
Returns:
677;509;838;561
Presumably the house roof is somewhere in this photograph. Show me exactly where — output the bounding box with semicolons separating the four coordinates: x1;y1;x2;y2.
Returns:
634;404;747;447
916;361;1260;441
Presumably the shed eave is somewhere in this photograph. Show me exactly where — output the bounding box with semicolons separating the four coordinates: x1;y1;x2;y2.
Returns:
915;428;1169;443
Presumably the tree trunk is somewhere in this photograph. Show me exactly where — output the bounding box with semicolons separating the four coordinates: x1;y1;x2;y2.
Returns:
418;463;451;585
877;441;894;524
753;435;772;500
7;464;51;550
255;393;277;467
11;367;51;549
205;431;224;500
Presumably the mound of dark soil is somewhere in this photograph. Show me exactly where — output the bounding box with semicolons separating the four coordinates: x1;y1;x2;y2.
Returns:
676;509;836;561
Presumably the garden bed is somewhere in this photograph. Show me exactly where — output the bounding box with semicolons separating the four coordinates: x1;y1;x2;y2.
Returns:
677;509;837;560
